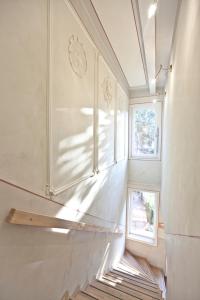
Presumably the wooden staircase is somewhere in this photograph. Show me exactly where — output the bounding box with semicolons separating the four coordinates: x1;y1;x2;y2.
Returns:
70;251;166;300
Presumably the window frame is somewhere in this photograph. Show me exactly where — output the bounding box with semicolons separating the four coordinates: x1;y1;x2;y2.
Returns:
129;101;162;161
126;187;159;246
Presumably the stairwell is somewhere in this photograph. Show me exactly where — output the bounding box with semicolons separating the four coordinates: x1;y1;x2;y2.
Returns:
70;251;166;300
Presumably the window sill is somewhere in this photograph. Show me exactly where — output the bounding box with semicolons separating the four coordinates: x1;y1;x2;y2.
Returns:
128;156;161;161
126;234;157;247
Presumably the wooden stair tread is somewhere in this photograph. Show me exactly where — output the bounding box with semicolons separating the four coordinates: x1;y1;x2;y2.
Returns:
122;252;154;282
108;272;161;293
91;280;140;300
102;274;162;299
72;291;97;300
85;285;118;299
72;252;165;300
112;268;158;287
135;258;155;282
92;279;156;300
151;267;166;299
123;252;150;280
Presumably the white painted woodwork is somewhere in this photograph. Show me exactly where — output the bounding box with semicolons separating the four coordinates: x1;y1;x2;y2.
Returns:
127;96;164;271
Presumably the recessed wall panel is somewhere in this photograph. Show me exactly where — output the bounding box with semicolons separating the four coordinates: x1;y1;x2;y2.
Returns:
49;0;95;194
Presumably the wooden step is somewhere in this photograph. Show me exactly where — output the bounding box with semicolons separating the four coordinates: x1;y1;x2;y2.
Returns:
72;291;97;300
92;279;156;300
122;252;154;282
136;258;155;282
108;272;161;293
102;274;162;299
72;252;165;300
123;251;151;281
151;267;166;299
116;263;155;284
85;285;117;300
112;269;158;287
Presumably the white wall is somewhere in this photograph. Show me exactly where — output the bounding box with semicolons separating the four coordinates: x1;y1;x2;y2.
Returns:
162;0;200;299
127;96;166;271
0;1;128;299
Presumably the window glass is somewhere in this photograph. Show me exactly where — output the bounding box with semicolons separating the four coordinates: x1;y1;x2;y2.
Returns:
127;189;158;245
130;102;161;159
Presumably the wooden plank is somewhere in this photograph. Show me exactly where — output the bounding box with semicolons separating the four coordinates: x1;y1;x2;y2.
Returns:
116;262;154;283
122;252;151;281
85;286;117;300
151;267;166;299
92;280;153;300
103;275;162;298
111;270;158;288
72;291;97;300
117;264;151;283
136;258;155;282
108;272;161;294
95;279;153;300
6;208;122;234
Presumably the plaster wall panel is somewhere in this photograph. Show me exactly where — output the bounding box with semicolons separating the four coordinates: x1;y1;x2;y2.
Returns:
166;234;200;300
49;0;96;194
128;160;161;188
53;160;128;227
0;181;126;300
161;0;200;236
0;0;47;194
0;0;128;299
98;55;116;171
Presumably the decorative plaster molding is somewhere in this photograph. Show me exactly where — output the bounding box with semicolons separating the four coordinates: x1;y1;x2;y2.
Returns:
68;35;87;78
48;0;96;196
102;76;112;106
68;0;129;96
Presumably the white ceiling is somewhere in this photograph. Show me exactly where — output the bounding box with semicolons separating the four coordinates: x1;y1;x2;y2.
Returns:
91;0;179;94
91;0;146;88
156;0;179;89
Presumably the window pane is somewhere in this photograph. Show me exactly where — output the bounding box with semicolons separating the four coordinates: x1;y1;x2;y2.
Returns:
128;190;157;244
130;102;161;159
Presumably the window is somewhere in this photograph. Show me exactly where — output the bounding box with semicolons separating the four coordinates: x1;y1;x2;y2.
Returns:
127;188;159;245
129;102;162;159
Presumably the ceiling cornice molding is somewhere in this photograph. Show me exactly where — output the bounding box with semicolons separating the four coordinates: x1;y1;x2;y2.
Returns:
68;0;129;95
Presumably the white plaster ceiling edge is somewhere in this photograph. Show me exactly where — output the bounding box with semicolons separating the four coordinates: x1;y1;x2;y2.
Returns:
68;0;130;96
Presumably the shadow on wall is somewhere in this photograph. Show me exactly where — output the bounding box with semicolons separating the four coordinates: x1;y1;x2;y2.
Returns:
0;108;127;300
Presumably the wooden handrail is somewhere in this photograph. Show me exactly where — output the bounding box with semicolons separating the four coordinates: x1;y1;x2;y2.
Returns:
6;208;122;234
158;222;165;229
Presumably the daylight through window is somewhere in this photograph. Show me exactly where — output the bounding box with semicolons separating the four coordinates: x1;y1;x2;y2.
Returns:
127;189;159;245
129;102;162;159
